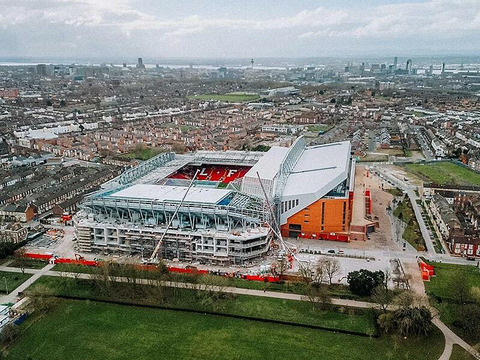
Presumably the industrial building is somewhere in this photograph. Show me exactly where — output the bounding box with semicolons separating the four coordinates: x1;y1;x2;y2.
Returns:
74;137;355;264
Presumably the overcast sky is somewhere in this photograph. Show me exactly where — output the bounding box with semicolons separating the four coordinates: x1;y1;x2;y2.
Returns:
1;0;479;61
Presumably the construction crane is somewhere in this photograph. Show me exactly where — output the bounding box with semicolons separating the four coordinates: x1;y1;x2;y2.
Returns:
256;172;307;274
147;170;199;263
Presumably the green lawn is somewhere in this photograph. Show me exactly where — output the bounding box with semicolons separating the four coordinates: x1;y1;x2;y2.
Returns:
0;271;32;294
450;345;476;360
385;188;403;197
393;199;425;251
122;147;162;161
51;263;363;300
357;154;389;163
8;258;47;269
405;162;480;186
306;125;333;134
424;262;480;344
30;276;375;334
424;262;480;301
188;93;260;103
6;299;445;360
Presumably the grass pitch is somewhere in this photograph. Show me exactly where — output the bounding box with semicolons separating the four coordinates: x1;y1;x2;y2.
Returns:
6;299;445;360
188;93;260;103
0;271;31;294
405;162;480;186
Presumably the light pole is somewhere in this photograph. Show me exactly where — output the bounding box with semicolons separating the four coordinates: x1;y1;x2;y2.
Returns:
3;277;8;295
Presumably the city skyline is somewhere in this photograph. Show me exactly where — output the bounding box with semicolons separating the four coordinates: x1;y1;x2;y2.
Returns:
1;0;480;59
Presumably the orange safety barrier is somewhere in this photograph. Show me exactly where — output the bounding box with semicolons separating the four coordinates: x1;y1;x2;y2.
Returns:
419;260;435;281
23;252;281;283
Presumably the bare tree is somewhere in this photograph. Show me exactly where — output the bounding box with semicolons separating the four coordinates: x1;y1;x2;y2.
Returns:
196;275;236;311
303;284;332;311
372;285;394;313
272;257;289;280
299;261;315;285
14;248;27;275
320;258;341;285
27;284;58;315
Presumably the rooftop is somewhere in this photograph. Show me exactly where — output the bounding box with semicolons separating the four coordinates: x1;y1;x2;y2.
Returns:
108;184;232;204
244;146;289;181
283;141;351;197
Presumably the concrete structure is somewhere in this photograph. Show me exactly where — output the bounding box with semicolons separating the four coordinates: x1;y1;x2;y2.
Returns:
75;138;355;263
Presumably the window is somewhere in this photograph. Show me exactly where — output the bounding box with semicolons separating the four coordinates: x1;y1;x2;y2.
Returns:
296;199;299;206
321;202;325;231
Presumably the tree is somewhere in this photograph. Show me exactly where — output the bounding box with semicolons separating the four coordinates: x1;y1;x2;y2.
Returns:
320;258;341;285
392;306;433;337
299;262;315;285
347;269;385;297
195;275;236;312
0;323;20;345
272;257;289;280
303;284;331;311
13;248;27;275
372;286;394;313
393;290;418;308
27;284;58;314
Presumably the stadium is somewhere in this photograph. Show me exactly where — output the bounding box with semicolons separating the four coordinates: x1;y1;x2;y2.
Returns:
74;137;355;264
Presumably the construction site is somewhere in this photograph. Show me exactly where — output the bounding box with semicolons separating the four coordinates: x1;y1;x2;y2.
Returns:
73;137;358;266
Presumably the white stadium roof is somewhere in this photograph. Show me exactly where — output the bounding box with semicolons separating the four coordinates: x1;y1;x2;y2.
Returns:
244;146;289;181
283;141;351;197
280;141;352;224
109;184;231;204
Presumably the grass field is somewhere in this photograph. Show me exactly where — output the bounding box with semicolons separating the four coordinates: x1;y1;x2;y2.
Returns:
30;276;375;334
393;200;425;251
51;263;363;300
306;125;333;134
357;154;389;163
0;271;31;294
424;261;480;343
450;345;476;360
6;299;445;360
405;162;480;186
122;147;162;161
385;188;403;197
8;258;47;269
424;262;480;301
188;93;260;103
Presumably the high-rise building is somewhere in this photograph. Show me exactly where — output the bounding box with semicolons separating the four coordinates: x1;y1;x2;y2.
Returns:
136;57;145;69
406;59;412;74
36;64;48;76
393;57;398;70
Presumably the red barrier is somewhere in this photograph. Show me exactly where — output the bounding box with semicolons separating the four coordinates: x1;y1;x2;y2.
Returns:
24;253;52;260
419;261;435;281
23;252;280;283
297;232;349;242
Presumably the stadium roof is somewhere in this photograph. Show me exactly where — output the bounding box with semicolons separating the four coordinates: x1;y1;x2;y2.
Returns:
283;141;351;197
108;184;231;204
244;146;289;181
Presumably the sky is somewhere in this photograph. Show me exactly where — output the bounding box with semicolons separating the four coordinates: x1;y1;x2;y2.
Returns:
0;0;479;61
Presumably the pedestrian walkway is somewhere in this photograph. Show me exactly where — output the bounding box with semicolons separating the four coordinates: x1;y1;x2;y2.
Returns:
0;264;55;304
0;264;479;359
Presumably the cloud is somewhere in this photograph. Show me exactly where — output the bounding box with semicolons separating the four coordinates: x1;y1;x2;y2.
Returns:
0;0;479;58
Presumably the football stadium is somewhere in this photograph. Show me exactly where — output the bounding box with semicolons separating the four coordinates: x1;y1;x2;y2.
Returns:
74;137;355;264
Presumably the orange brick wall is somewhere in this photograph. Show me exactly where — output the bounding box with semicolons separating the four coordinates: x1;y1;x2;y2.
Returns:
281;197;350;238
